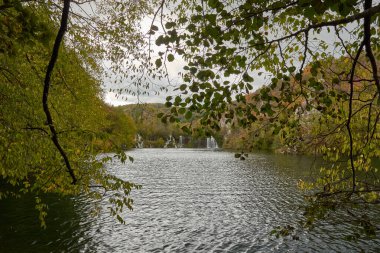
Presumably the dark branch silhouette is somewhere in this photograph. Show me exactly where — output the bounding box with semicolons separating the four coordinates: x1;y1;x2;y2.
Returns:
42;0;77;184
363;0;380;94
248;3;380;48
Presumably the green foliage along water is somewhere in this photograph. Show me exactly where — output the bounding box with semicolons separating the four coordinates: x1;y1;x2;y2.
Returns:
0;1;141;225
119;103;223;148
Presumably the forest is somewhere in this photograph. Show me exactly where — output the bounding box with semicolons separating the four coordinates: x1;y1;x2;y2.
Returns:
0;0;379;243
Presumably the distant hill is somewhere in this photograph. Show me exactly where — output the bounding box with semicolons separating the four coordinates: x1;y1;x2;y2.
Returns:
115;103;222;148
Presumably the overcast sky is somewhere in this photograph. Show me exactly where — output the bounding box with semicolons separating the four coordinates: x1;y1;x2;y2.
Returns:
101;4;360;107
100;11;270;106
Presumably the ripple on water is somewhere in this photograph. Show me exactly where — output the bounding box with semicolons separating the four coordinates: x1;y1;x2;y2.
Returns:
1;149;380;252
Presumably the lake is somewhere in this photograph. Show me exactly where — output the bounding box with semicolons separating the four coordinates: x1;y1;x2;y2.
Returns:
1;149;379;252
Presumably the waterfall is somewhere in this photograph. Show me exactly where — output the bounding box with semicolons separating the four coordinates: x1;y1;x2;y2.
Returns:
164;135;177;148
206;136;218;149
179;135;183;148
135;134;144;148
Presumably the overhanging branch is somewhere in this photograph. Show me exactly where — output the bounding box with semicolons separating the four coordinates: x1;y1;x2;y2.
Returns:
249;3;380;47
363;0;380;95
43;0;77;184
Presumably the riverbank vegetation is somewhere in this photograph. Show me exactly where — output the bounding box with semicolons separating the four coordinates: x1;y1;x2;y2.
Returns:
118;103;224;148
0;0;150;225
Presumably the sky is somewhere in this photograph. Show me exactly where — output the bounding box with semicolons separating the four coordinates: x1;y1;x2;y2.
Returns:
102;15;177;106
102;51;187;106
100;9;269;106
100;2;361;107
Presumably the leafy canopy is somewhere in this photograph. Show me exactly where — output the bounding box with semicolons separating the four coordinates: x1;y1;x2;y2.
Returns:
0;0;154;225
152;0;380;236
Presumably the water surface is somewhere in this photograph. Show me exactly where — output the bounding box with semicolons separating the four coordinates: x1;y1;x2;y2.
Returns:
1;149;379;252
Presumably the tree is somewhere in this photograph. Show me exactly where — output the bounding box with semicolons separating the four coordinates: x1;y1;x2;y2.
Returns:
0;0;153;225
153;0;380;237
99;106;137;151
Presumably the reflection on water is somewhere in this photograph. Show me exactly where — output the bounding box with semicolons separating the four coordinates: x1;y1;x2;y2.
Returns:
0;194;96;253
0;149;379;252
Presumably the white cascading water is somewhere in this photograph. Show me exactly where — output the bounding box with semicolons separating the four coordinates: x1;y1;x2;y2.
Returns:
135;134;144;148
164;135;177;148
206;136;218;149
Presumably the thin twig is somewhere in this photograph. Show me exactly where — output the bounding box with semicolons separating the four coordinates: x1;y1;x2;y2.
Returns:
347;40;365;193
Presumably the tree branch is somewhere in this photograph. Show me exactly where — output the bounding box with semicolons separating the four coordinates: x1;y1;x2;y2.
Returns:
250;3;380;47
43;0;77;184
363;0;380;95
347;40;365;193
23;126;49;135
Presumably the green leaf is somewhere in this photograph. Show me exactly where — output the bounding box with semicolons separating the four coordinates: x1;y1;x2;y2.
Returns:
208;0;220;9
243;72;254;82
175;96;182;104
190;84;199;92
167;54;175;62
178;108;186;114
156;35;165;46
185;111;192;120
165;22;176;29
179;84;187;91
116;215;125;224
155;58;162;68
288;66;296;73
